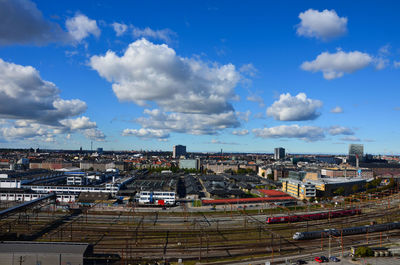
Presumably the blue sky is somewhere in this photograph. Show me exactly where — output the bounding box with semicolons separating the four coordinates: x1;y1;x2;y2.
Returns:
0;0;399;154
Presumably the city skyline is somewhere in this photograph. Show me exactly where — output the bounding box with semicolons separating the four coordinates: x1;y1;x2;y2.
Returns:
1;1;400;154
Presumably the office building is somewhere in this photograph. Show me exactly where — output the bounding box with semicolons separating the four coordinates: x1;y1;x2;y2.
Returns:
173;145;186;158
179;159;200;170
282;179;316;200
349;144;364;158
348;144;364;165
274;147;285;160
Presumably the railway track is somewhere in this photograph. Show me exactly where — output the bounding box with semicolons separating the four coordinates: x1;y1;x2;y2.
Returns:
0;196;399;263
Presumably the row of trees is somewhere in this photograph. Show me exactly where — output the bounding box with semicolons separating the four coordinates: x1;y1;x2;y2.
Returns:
224;168;256;175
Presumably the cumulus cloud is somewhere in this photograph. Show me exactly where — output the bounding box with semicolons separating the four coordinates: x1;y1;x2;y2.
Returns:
90;39;247;138
90;39;240;115
66;14;100;42
0;0;66;45
136;109;240;136
247;94;265;107
0;122;47;140
132;27;176;43
60;116;97;131
301;50;372;79
0;116;105;142
232;129;249;136
252;125;325;141
330;106;343;113
297;9;347;40
0;59;105;142
0;58;87;125
83;128;106;141
328;126;354;136
122;128;169;139
266;93;322;121
112;22;128;36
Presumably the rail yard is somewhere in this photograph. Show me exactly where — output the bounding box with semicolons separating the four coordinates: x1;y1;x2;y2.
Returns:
1;192;399;264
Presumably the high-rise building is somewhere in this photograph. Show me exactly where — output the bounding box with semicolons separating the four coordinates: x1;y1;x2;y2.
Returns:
348;144;364;158
348;144;364;166
173;145;186;158
274;147;285;160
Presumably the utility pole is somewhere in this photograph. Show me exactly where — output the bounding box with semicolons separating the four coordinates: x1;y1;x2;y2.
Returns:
329;233;332;258
341;230;343;258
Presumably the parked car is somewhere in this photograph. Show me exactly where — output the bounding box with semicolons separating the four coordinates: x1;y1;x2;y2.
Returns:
314;257;323;263
330;256;340;262
320;256;329;262
296;259;307;264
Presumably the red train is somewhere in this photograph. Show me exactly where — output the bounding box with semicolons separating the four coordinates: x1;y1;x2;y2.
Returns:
266;208;361;224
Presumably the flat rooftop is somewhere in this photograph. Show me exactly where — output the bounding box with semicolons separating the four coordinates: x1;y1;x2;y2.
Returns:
0;241;90;254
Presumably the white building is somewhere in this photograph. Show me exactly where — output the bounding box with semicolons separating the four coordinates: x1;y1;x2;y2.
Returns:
137;191;175;205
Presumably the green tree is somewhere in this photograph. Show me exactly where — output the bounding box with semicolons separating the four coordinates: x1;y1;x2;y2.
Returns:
335;187;345;196
355;246;374;257
352;184;359;193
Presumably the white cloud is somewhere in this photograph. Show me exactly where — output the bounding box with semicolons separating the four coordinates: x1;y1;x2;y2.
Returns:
132;27;176;43
239;63;257;77
0;59;104;142
252;125;325;141
136;109;240;136
393;61;400;68
341;136;360;142
90;39;240;115
83;128;105;141
66;14;100;42
60;116;97;131
122;128;169;139
374;57;389;70
45;136;55;142
0;0;66;45
301;50;372;79
0;58;87;125
330;106;343;113
112;22;128;36
247;94;265;107
232;129;249;136
297;9;347;40
328;126;354;136
266;93;322;121
0;123;47;140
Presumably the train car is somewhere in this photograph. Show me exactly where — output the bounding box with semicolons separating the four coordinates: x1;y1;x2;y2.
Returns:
293;221;400;240
267;208;361;224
